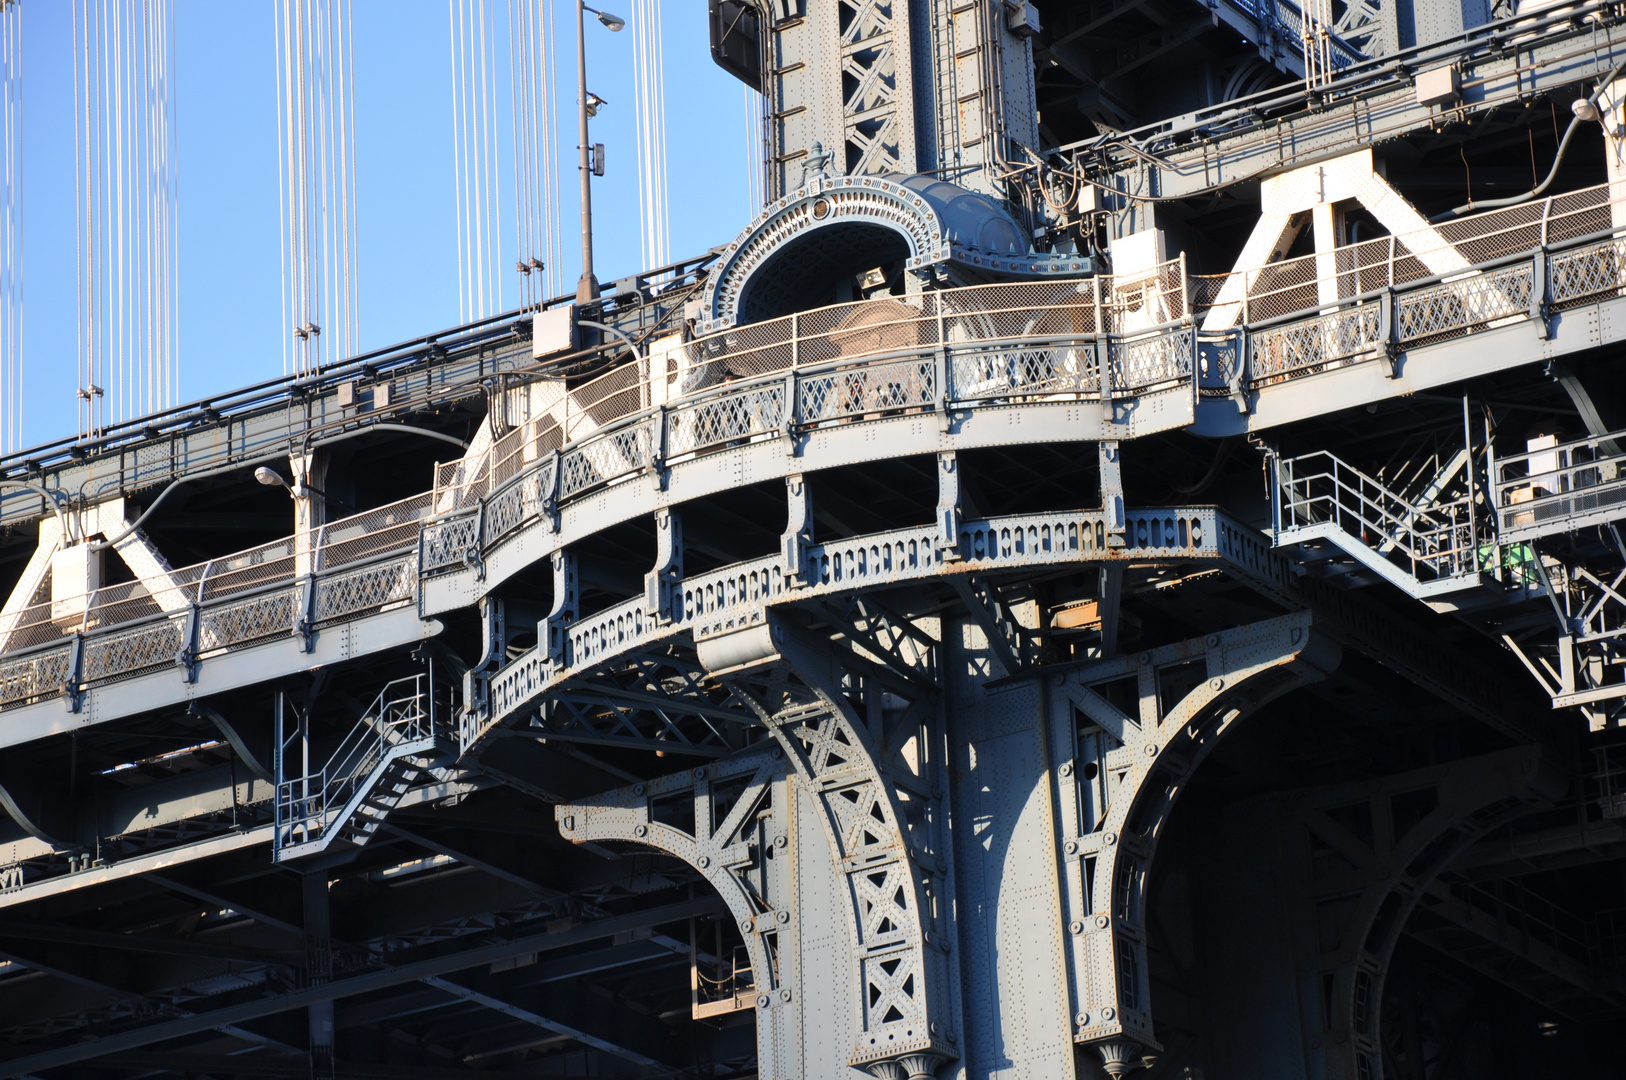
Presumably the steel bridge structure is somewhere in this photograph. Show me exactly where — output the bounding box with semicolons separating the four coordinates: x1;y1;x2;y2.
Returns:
2;1;1626;1079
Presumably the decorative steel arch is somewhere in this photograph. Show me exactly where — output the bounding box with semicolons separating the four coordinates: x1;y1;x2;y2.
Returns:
697;174;1098;333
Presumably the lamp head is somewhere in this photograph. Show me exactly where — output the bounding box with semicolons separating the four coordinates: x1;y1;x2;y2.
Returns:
585;91;607;117
254;466;289;489
597;10;625;30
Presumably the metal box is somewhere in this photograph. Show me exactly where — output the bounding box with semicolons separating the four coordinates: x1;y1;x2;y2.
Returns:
1414;65;1460;108
532;305;577;359
1007;0;1042;37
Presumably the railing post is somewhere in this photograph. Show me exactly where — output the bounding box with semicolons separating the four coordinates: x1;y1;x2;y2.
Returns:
1379;285;1398;377
784;370;800;455
651;404;669;492
934;345;949;427
542;448;562;532
791;312;800;369
1531;247;1550;340
297;571;318;653
178;601;200;683
1464;392;1480;575
64;632;84;713
1267;449;1283;540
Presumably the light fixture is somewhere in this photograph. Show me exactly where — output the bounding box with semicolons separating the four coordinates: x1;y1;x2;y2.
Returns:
585;91;607;118
254;466;292;490
594;8;624;31
1572;97;1600;122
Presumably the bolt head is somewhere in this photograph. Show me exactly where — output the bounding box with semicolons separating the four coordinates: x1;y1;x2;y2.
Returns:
1206;633;1220;647
1065;840;1079;855
1069;920;1084;934
634;823;648;838
633;783;645;796
697;855;711;869
741;918;755;934
1096;914;1110;929
1209;677;1224;691
1059;762;1073;777
778;988;792;1002
758;994;771;1009
694;767;707;780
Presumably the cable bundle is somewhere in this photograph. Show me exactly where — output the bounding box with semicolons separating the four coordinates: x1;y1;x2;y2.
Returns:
452;0;503;321
631;0;667;273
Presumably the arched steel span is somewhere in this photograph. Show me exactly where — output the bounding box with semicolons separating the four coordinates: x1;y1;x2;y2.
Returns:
697;174;1099;333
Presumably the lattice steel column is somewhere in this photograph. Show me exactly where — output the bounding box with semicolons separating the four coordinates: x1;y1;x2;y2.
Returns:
557;614;959;1079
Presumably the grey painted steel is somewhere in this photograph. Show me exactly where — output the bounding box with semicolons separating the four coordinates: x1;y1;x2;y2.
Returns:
0;895;726;1079
1042;614;1338;1060
463;506;1219;753
17;200;1626;724
1073;2;1626;200
1197;747;1560;1079
11;201;1615;753
559;613;960;1080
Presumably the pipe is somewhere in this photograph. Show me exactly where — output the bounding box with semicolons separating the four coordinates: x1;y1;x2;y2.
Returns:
1433;59;1626;220
575;318;644;362
0;480;67;525
91;424;470;552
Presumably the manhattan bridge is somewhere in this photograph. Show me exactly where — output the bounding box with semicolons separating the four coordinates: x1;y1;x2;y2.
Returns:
3;0;1626;1077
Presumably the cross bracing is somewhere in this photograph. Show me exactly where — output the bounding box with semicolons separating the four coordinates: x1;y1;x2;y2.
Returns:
5;2;1626;1078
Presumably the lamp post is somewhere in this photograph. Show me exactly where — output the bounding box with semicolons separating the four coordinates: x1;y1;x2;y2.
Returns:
576;1;624;303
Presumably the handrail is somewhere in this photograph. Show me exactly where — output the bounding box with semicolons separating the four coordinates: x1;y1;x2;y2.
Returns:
275;673;433;849
1493;427;1626;542
1275;449;1479;581
13;181;1626;701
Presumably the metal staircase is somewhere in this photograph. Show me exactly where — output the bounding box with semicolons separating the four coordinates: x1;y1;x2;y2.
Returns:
1271;449;1501;611
274;672;450;863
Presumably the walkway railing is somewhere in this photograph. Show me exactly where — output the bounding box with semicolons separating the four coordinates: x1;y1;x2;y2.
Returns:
0;495;429;711
1493;429;1626;544
10;184;1626;708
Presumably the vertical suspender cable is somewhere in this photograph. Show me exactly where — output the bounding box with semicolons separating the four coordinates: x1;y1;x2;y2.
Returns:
276;0;357;376
508;0;561;306
632;0;667;274
0;0;20;453
73;0;174;436
451;0;502;321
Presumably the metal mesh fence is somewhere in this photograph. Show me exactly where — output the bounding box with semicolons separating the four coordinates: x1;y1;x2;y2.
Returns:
1192;182;1618;325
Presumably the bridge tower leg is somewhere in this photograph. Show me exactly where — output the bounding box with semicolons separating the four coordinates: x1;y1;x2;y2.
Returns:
559;599;1360;1078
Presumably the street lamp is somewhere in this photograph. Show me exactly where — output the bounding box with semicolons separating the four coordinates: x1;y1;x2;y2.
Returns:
255;465;353;510
576;1;624;303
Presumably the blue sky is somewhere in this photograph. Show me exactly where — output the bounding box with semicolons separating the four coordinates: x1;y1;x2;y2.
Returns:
18;0;756;448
